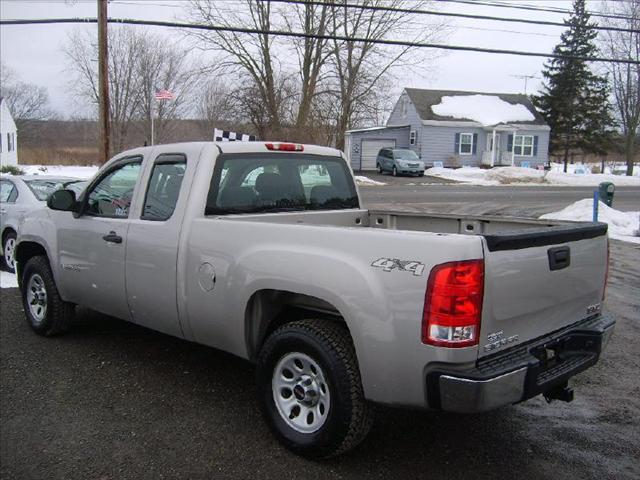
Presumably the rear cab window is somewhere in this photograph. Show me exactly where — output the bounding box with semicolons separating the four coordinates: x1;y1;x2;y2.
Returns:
206;154;358;215
142;154;187;221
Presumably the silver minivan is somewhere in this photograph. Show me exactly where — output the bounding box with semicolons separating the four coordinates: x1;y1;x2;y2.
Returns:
376;148;425;176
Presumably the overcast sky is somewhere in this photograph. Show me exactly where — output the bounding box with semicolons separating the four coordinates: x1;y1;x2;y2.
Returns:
0;0;606;119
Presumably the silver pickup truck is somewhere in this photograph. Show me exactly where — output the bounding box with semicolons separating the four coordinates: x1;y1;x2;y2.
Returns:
15;141;614;457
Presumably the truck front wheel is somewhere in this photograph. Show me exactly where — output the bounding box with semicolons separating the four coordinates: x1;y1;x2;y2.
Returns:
21;256;74;336
256;319;373;458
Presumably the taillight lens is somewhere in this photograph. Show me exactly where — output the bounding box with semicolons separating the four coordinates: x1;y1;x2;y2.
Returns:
422;259;484;348
265;142;304;152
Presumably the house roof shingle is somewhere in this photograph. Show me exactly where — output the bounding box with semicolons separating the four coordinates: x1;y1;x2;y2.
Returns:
404;88;547;126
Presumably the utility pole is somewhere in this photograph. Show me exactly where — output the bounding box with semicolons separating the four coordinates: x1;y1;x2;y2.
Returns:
98;0;110;164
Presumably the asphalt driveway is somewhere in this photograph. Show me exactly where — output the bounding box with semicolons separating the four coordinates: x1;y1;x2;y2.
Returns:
1;239;638;479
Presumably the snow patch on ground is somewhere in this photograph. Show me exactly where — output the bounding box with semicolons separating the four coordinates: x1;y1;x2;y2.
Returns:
431;95;535;126
425;166;640;187
355;175;386;186
1;270;18;289
540;199;640;244
19;165;99;179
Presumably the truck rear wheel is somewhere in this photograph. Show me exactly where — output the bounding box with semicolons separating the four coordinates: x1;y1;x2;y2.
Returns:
21;256;74;336
256;319;373;458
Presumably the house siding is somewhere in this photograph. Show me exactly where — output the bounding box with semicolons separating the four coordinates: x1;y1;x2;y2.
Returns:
345;127;410;170
420;126;486;167
0;100;18;167
387;92;422;157
497;129;550;168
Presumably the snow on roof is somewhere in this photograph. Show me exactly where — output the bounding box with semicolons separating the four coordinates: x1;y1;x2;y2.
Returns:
431;94;536;127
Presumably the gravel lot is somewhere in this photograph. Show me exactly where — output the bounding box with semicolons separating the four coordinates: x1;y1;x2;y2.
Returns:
1;239;639;478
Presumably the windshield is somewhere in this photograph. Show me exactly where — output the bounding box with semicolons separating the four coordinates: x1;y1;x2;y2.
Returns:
24;179;69;201
206;153;359;215
393;150;419;161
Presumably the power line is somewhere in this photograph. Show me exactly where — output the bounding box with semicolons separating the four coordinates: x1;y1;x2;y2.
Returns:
436;0;637;22
267;0;639;34
2;16;638;64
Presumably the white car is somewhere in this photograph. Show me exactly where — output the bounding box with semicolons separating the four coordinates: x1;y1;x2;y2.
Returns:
0;175;84;272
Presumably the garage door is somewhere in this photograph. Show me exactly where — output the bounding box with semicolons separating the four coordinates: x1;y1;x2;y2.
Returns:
361;139;396;170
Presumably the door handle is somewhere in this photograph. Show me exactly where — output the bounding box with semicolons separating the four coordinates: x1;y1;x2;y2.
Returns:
103;231;123;244
548;246;570;271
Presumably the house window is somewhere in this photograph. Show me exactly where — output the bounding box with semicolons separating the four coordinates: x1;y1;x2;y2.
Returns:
459;133;473;155
409;130;416;145
514;135;534;156
401;97;408;117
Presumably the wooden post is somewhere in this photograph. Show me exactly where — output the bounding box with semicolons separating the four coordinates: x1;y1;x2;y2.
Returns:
98;0;110;164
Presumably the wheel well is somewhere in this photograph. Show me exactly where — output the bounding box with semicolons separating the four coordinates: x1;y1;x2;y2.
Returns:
245;289;348;361
15;241;48;285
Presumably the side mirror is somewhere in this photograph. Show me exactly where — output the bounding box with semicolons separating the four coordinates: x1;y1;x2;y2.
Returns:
47;189;77;212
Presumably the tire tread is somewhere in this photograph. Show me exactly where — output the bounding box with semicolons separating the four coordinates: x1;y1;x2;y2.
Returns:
262;319;374;457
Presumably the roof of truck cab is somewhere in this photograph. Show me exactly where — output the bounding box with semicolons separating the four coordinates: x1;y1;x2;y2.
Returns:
122;141;343;158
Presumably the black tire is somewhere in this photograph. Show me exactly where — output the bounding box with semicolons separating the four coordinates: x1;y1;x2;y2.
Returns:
256;319;374;458
21;255;74;336
392;166;397;177
2;230;17;273
377;164;383;174
419;172;425;177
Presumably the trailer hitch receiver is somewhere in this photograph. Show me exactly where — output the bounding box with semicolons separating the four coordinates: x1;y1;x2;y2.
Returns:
544;382;574;403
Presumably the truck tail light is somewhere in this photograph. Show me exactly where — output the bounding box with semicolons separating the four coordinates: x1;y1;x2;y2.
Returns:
422;259;484;348
603;239;610;301
265;142;304;152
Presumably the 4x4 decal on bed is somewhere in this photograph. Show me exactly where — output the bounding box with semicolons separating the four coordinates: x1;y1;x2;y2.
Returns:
371;258;425;276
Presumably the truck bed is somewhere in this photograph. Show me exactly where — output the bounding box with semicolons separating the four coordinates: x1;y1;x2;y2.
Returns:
228;208;607;250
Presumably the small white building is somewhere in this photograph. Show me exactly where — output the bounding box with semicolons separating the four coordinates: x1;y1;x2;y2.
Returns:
0;97;18;167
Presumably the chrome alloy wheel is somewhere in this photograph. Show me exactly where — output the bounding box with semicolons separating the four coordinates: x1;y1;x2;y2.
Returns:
272;352;331;433
26;273;48;323
4;236;16;270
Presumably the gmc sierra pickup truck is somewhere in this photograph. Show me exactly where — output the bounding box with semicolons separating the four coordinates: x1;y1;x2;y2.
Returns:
15;141;614;457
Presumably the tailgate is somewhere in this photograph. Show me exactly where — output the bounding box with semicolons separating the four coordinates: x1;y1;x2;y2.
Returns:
479;224;608;358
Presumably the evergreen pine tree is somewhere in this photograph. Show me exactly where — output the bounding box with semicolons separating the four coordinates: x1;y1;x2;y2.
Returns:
533;0;614;172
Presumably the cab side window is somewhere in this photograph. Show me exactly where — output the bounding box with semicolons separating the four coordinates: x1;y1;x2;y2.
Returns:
142;154;187;221
85;159;142;218
0;180;18;203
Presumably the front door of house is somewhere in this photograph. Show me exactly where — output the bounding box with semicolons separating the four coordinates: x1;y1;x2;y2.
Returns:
488;133;502;165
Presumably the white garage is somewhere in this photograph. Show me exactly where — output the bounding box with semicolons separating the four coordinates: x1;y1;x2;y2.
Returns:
344;125;409;171
360;139;396;171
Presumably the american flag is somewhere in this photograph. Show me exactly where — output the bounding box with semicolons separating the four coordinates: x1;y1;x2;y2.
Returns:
154;89;174;100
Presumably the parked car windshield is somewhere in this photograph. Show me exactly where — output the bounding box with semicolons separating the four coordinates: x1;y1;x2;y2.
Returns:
206;153;359;215
24;179;72;201
393;150;419;161
64;180;88;196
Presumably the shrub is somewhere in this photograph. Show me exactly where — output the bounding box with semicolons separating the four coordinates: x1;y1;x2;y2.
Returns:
0;165;26;175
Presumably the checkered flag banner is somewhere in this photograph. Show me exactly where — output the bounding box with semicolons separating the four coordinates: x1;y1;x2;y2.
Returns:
214;128;257;142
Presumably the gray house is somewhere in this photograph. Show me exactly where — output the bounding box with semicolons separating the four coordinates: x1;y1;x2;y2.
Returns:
345;88;550;171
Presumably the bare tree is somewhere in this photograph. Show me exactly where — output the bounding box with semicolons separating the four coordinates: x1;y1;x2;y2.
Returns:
186;0;286;138
599;0;640;176
137;35;197;144
196;78;239;137
282;1;332;135
65;27;144;152
0;62;55;139
327;0;440;150
64;27;195;152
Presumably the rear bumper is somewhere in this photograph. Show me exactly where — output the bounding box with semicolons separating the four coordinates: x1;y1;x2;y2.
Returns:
426;315;615;413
